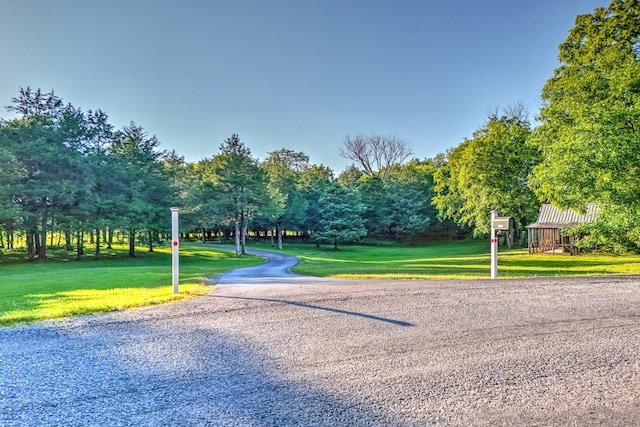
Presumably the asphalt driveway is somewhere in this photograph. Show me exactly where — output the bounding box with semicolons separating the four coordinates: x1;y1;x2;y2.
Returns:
1;249;639;426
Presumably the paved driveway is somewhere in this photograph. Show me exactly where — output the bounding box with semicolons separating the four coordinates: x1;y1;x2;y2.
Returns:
1;249;640;426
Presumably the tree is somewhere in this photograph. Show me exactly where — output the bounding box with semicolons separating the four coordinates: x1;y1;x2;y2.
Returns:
349;160;439;243
189;158;224;242
298;164;335;237
531;1;640;207
209;134;268;255
0;114;83;260
110;123;170;257
165;151;209;243
336;165;364;189
339;133;412;181
313;184;367;249
1;88;85;260
383;160;437;242
7;87;64;119
1;88;184;259
0;139;24;249
69;109;117;258
261;148;310;249
433;107;540;238
529;0;640;250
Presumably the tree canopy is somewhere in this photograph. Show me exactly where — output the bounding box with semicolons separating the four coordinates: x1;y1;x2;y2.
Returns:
433;106;539;236
531;0;640;250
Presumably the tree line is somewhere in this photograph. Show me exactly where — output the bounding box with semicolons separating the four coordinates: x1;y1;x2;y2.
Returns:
1;0;639;259
0;85;459;260
0;87;176;260
0;91;456;260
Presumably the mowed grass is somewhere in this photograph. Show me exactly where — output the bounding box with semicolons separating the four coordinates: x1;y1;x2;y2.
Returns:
263;239;640;279
0;244;262;327
4;239;639;326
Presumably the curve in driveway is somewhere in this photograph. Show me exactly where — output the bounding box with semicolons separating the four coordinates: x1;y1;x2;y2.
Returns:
210;247;325;285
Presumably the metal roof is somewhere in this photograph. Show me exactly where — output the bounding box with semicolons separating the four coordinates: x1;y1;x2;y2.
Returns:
525;203;598;229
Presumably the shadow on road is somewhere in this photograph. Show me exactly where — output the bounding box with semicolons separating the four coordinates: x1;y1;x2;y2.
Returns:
213;295;415;327
0;304;421;426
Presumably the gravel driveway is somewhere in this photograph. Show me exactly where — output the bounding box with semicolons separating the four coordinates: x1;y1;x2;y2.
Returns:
1;249;639;426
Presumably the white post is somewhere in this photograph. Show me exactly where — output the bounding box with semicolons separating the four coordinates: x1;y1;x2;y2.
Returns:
490;210;498;279
170;207;179;294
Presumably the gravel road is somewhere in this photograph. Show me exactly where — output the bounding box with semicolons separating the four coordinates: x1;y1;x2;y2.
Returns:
1;249;639;426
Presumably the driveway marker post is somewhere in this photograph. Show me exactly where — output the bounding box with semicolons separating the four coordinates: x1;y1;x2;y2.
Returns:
170;207;179;294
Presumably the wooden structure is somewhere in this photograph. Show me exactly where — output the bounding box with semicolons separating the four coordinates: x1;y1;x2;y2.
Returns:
526;203;597;254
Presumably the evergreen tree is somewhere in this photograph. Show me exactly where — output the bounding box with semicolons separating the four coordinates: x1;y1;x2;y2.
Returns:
314;184;367;249
210;134;268;255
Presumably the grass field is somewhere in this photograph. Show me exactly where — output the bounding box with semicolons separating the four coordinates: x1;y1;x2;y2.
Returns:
259;239;640;279
3;239;640;327
0;244;262;327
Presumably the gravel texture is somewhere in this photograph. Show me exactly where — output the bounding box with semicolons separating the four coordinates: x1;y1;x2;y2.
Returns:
1;250;639;426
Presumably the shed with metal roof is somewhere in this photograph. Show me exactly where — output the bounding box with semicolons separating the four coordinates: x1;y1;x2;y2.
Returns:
525;203;598;254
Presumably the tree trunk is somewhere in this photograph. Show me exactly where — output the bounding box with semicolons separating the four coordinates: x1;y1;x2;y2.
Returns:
95;227;101;259
76;229;84;259
50;214;55;246
107;226;113;249
148;230;154;253
26;231;35;261
65;230;73;251
277;224;283;250
241;220;248;255
333;238;338;250
37;200;47;259
35;232;41;258
129;230;136;257
234;221;241;256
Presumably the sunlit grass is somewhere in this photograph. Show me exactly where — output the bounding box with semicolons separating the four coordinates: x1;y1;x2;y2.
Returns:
252;239;640;280
0;285;208;326
0;244;262;326
4;239;638;326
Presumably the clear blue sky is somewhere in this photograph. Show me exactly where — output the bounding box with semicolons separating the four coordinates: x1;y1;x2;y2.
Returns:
0;0;605;173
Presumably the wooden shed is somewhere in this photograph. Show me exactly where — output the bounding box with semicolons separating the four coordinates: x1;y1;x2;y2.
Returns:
526;203;597;254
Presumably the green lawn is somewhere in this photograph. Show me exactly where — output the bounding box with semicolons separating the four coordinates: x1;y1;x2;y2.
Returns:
3;239;639;327
0;244;262;326
263;239;640;279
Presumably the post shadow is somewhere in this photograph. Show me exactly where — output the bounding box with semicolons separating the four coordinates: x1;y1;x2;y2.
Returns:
213;295;414;327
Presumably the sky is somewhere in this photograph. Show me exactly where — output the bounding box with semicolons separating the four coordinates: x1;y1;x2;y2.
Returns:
0;0;606;173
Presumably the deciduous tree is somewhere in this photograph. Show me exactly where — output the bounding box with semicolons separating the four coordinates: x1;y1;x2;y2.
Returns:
531;0;640;210
339;133;412;181
530;0;640;250
433;107;539;237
